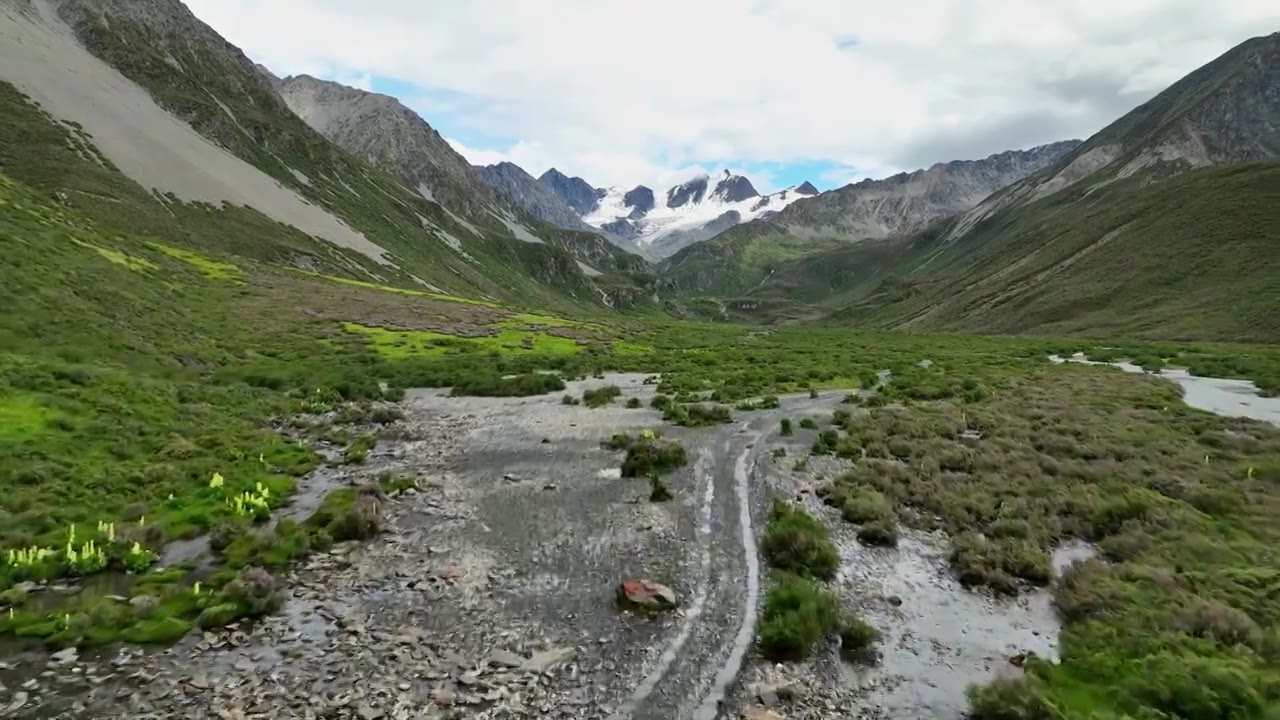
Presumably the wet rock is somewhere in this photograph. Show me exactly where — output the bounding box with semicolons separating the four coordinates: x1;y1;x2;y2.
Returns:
617;579;678;611
488;649;525;669
522;647;575;674
5;691;29;715
50;646;79;666
887;594;903;607
129;594;160;612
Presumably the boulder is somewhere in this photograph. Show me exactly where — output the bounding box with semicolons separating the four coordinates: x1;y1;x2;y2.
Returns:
617;579;678;611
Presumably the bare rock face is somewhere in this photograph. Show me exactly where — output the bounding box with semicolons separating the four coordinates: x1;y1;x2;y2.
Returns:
476;162;598;234
274;74;500;216
772;140;1082;242
538;168;604;215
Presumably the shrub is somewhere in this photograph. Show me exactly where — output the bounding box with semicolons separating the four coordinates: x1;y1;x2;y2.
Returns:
222;566;284;618
622;439;687;478
626;397;642;409
369;405;405;424
451;372;565;397
763;501;840;580
758;572;842;661
780;418;793;436
209;517;251;553
839;616;882;658
812;430;839;456
583;385;622;408
649;475;673;502
857;519;900;548
562;394;580;406
331;493;384;541
966;677;1064;720
799;418;818;430
950;533;1050;592
840;488;893;525
772;447;787;459
664;403;732;427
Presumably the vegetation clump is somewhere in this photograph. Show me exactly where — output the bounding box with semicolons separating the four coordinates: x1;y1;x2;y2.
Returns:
757;572;843;661
839;616;882;660
780;418;794;436
583;384;622;408
762;501;840;580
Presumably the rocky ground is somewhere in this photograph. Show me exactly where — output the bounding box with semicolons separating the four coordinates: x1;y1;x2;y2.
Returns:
1;377;1084;719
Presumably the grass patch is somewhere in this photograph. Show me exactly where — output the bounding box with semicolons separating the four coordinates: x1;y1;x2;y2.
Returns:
148;242;242;281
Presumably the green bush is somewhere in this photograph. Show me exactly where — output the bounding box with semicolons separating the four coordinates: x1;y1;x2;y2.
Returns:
583;385;622;408
799;418;818;430
839;616;881;658
663;403;732;427
222;566;283;618
857;519;899;547
967;677;1064;720
758;572;842;661
780;418;794;436
451;372;565;397
621;438;687;478
763;501;840;580
626;397;642;409
649;475;673;502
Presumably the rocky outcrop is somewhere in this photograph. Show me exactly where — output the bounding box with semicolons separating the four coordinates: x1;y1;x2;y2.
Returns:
711;171;759;203
623;185;655;215
538;168;603;215
475;162;599;234
771;140;1082;242
666;175;709;209
274;74;500;217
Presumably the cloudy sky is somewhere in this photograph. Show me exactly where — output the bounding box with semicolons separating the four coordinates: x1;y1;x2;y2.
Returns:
186;0;1278;192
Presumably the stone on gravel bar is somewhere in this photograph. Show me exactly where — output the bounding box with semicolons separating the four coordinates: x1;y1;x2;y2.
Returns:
617;579;678;611
487;649;526;669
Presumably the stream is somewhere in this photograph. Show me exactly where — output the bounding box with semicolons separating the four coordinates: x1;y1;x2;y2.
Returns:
1050;353;1280;425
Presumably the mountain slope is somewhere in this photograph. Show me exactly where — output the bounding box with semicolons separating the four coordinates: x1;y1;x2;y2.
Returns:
937;32;1280;249
779;33;1280;341
661;142;1079;295
0;0;644;310
474;162;599;234
273;74;649;280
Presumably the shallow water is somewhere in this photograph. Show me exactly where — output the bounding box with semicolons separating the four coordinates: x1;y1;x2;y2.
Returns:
836;531;1095;719
1050;353;1280;425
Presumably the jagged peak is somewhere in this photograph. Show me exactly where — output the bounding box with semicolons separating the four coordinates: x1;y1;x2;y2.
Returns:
794;181;819;196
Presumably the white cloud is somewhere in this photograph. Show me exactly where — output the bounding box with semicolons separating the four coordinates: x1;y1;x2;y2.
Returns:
186;0;1279;187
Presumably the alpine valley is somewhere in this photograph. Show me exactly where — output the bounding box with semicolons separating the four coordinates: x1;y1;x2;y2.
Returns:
2;2;1280;720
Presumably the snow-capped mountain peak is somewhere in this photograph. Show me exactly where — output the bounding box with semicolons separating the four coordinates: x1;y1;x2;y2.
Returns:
571;169;815;258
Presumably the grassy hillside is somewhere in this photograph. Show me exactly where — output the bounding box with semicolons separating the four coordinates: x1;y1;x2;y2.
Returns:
659;220;847;296
826;162;1280;341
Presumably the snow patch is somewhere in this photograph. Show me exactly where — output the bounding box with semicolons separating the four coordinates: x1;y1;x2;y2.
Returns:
584;172;810;257
435;230;475;262
576;261;603;277
0;1;392;266
285;166;312;187
492;210;545;244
